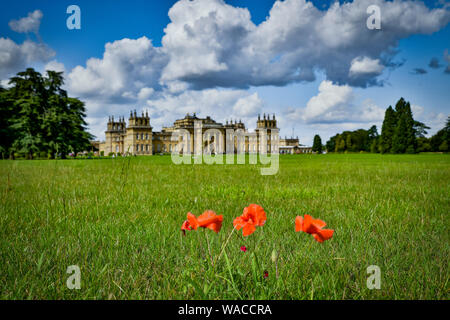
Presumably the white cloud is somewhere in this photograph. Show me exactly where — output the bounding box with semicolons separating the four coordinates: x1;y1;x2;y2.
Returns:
65;0;450;108
137;87;155;101
232;93;263;118
411;104;424;117
158;0;450;89
302;80;354;123
349;57;384;76
45;60;66;73
67;36;168;102
283;80;384;125
8;10;43;34
0;38;55;79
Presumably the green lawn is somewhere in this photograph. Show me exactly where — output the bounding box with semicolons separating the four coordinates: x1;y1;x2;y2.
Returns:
0;154;449;299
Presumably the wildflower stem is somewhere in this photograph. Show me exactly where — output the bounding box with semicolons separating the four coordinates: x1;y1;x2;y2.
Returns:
214;227;235;266
205;231;214;266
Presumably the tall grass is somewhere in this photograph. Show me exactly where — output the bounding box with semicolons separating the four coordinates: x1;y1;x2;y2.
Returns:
0;154;448;299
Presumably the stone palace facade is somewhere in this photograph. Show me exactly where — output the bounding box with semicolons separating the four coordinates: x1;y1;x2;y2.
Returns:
99;111;310;155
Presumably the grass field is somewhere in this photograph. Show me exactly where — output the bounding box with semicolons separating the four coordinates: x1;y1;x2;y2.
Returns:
0;154;449;299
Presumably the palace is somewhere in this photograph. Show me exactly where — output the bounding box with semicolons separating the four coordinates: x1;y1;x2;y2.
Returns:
99;111;311;155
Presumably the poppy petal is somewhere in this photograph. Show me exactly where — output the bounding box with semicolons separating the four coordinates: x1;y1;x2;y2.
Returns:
312;219;326;229
181;220;191;231
318;229;334;241
242;223;256;237
197;210;218;227
295;216;303;232
233;216;246;230
187;212;199;230
312;233;324;242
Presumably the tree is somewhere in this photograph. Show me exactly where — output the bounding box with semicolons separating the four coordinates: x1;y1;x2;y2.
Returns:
413;120;430;138
430;116;450;152
391;98;416;153
312;134;323;153
325;127;378;153
0;68;93;159
326;135;337;153
380;106;396;153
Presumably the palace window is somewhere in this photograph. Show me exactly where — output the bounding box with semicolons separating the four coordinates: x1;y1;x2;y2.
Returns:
136;144;139;151
141;133;144;140
136;133;139;140
146;144;149;151
146;133;149;140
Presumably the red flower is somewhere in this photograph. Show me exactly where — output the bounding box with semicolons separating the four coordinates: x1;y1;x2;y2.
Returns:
181;210;223;234
263;270;269;279
295;214;334;243
240;246;247;252
181;220;192;236
233;204;267;236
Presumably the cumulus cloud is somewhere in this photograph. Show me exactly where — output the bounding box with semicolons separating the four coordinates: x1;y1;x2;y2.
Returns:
67;0;450;103
45;60;66;74
0;38;55;79
159;0;450;89
8;9;43;34
349;57;384;76
283;80;385;125
0;10;55;79
67;37;168;102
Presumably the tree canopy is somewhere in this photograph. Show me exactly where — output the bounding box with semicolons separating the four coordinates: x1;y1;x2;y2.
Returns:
312;134;323;153
0;68;93;159
326;126;379;153
326;97;448;154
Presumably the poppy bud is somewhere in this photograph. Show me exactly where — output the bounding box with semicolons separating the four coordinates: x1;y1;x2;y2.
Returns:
271;249;278;263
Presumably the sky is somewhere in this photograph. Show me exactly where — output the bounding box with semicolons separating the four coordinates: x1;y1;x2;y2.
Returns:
1;0;449;145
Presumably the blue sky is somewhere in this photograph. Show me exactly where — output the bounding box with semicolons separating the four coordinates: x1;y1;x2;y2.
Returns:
1;0;449;143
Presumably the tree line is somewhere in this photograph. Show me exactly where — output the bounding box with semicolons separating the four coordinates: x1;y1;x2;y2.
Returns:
0;68;93;159
322;97;449;153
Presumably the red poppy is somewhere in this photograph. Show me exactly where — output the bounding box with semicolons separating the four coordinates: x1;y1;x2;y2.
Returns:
240;246;247;252
233;204;267;237
181;220;192;236
295;214;334;243
181;210;223;234
263;270;269;279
